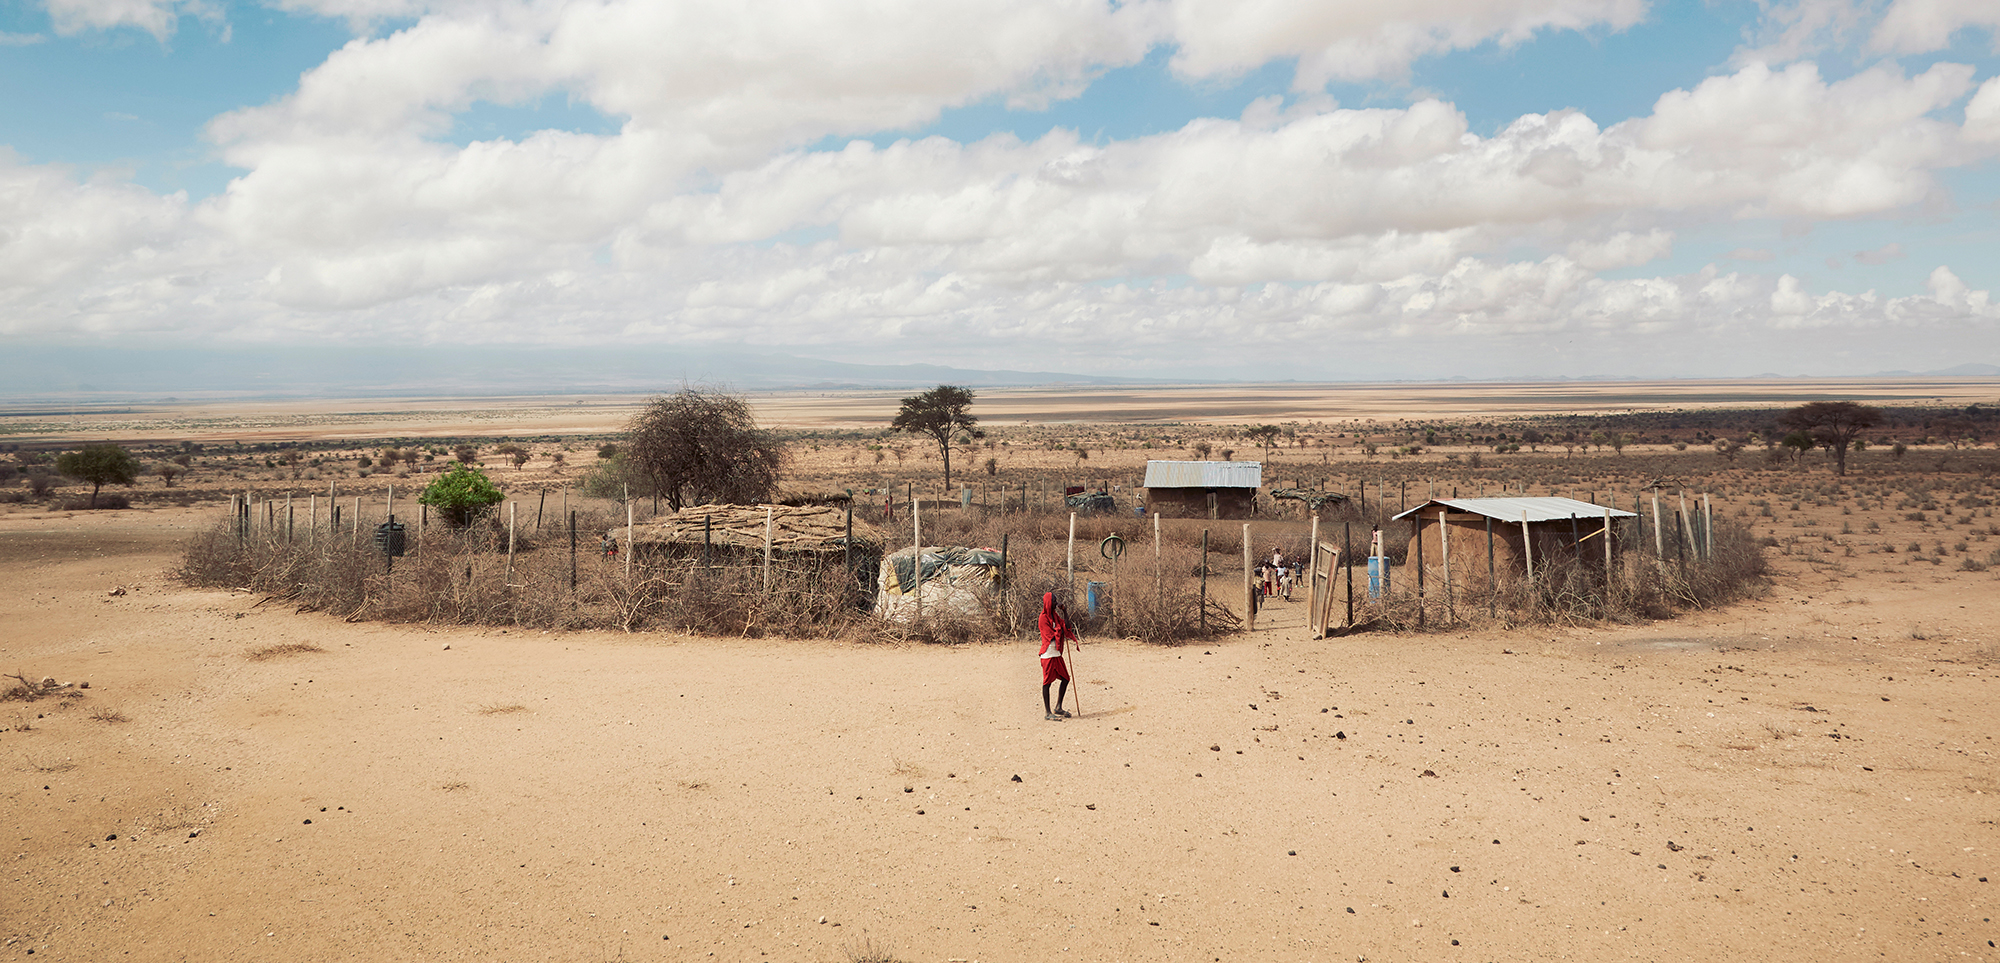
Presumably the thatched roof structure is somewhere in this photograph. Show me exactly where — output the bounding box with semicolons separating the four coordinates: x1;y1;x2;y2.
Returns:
615;504;880;554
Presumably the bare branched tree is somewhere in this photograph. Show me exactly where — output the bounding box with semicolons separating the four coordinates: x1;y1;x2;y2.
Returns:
625;388;788;511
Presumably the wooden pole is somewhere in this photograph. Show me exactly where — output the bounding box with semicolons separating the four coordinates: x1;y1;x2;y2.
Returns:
536;490;546;532
1199;528;1209;632
1651;490;1665;564
1308;513;1320;624
1414;507;1425;628
1000;532;1012;634
352;496;361;545
625;498;633;581
1153;510;1163;611
569;510;577;594
285;493;294;542
1242;522;1255;632
1344;521;1354;629
308;495;316;545
1703;493;1714;561
1521;510;1534;580
914;496;924;626
1603;506;1614;580
1486;515;1496;619
1440;508;1452;625
763;506;774;594
507;501;517;587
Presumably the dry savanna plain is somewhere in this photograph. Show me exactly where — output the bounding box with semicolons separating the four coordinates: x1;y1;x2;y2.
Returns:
2;379;1998;963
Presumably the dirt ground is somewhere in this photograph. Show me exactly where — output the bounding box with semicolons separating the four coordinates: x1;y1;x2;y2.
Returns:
3;490;1995;961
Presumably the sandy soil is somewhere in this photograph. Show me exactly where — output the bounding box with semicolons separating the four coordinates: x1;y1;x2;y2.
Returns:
3;497;1995;962
7;376;1998;442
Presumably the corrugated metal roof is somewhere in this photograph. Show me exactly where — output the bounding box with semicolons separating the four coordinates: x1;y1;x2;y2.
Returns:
1142;460;1263;489
1392;496;1638;523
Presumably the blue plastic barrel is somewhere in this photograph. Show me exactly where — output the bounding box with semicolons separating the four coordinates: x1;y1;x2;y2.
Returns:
1366;556;1389;599
1086;581;1108;616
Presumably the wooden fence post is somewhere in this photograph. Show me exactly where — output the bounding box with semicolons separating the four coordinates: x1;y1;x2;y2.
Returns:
1199;528;1209;632
1521;510;1534;580
1242;522;1254;632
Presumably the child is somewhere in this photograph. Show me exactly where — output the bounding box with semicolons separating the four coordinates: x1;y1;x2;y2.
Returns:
1038;592;1075;721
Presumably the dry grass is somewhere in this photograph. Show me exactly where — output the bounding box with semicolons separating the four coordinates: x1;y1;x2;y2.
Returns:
477;703;529;715
843;939;910;963
22;753;77;773
88;706;130;723
3;671;67;702
246;642;325;661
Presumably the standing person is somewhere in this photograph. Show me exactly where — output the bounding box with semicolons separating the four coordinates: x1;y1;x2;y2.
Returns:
1038;592;1075;721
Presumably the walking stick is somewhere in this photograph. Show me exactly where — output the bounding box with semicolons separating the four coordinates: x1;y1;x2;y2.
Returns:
1069;629;1083;718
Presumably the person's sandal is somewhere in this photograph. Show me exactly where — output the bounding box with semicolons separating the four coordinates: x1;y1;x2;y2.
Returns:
1055;708;1072;718
1045;712;1061;721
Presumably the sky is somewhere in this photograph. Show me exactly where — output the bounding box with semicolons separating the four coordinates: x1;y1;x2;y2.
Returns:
5;0;2000;388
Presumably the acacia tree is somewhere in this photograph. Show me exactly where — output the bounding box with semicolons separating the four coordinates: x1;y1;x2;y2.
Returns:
625;388;787;511
55;444;140;508
1779;401;1881;476
890;385;981;491
1245;425;1282;459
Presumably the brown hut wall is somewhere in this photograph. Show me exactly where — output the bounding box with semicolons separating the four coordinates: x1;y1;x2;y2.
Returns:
1403;507;1619;586
1143;488;1258;519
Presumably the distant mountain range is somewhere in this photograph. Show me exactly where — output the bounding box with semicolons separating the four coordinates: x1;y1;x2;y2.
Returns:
0;346;1158;401
1867;363;2000;377
0;345;1990;403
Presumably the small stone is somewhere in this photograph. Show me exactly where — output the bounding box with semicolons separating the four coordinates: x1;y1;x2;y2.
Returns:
105;834;116;841
1346;907;1355;914
443;644;451;650
1421;770;1437;778
1085;804;1096;810
904;787;914;793
1450;866;1460;872
1335;732;1346;740
916;809;924;815
1010;775;1022;783
1210;745;1221;751
303;819;311;825
1288;850;1296;856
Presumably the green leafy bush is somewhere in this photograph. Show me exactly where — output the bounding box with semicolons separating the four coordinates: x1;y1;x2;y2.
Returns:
418;464;505;527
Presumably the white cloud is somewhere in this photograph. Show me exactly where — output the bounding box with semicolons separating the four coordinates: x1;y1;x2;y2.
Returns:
43;0;216;40
1852;240;1906;264
7;2;2000;377
1965;76;2000;142
1164;0;1649;86
1873;0;2000;53
1566;229;1673;269
1732;0;1871;65
0;31;46;45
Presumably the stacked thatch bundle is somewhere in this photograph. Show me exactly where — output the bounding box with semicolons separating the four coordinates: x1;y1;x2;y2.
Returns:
614;504;879;555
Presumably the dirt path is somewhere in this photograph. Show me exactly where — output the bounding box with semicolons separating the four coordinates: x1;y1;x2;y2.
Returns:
2;508;1995;962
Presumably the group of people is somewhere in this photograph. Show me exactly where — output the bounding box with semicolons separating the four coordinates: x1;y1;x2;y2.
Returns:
1256;548;1296;601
